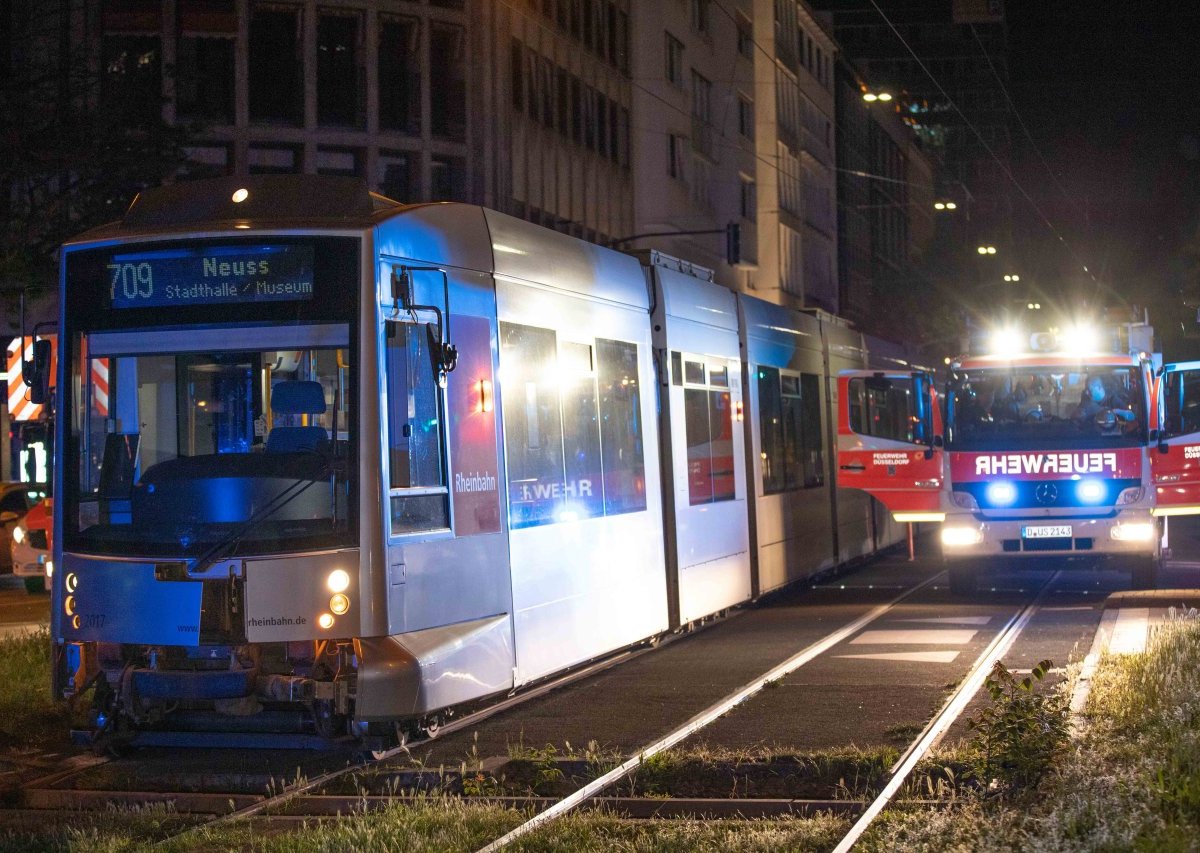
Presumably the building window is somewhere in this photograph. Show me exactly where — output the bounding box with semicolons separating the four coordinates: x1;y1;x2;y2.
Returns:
510;39;524;112
248;4;303;125
665;32;684;86
176;1;235;123
692;70;713;159
737;95;754;140
691;0;711;35
740;175;756;221
380;15;420;133
317;9;364;127
378;150;419;201
180;143;232;180
667;134;686;180
431;155;467;201
102;33;162;125
247;144;301;174
430;23;467;141
315;146;362;177
736;13;753;58
690;156;711;208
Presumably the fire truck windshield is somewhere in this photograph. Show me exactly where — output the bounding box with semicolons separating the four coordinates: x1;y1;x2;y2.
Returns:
947;366;1147;451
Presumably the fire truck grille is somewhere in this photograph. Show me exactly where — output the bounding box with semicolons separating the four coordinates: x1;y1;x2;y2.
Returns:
1003;536;1095;552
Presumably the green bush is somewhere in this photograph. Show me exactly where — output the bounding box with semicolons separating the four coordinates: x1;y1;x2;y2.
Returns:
966;659;1069;794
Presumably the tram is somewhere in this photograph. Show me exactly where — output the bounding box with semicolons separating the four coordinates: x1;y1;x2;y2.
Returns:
47;176;913;747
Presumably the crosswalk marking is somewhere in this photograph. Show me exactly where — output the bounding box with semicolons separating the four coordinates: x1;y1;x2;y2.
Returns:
895;616;992;626
850;629;978;645
838;651;961;663
1109;608;1149;655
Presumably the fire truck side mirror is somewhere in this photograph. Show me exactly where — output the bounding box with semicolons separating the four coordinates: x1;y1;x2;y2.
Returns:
27;339;52;406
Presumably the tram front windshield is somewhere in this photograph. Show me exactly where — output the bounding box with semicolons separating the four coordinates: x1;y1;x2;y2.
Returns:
947;365;1147;451
61;237;358;558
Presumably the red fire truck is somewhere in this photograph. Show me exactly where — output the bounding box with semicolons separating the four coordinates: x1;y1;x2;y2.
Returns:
836;319;1199;593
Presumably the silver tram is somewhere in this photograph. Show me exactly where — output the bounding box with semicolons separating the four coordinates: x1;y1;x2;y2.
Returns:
48;176;912;747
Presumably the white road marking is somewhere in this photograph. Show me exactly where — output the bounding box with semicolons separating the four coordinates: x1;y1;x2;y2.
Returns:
837;651;960;663
851;628;977;645
895;616;992;625
1043;606;1098;611
1108;608;1150;655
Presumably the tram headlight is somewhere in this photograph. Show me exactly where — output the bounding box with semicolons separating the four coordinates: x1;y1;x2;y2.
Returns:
1111;522;1156;542
326;569;351;593
65;573;78;593
45;560;53;579
941;526;984;547
329;593;350;615
318;613;335;630
64;595;76;616
12;525;24;545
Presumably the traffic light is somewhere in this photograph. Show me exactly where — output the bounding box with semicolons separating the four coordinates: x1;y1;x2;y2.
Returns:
725;222;741;266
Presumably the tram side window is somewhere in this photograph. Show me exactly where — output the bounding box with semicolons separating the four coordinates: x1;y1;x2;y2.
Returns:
597;338;647;514
680;354;736;506
386;321;450;535
757;367;824;493
848;377;915;443
500;323;647;528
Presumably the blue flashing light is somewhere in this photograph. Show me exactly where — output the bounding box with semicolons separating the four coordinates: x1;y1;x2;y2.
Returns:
986;481;1017;506
1077;479;1106;504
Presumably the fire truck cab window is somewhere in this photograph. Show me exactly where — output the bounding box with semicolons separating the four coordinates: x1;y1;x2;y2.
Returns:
950;366;1146;450
848;377;916;443
1163;370;1200;436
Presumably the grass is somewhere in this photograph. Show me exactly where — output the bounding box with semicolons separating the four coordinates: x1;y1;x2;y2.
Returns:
0;796;851;852
0;628;70;749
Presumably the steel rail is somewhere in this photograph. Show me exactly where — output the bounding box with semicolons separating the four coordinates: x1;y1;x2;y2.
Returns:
830;570;1060;853
475;570;943;852
153;608;744;847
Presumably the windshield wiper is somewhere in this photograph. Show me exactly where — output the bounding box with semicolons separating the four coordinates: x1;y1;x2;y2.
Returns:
186;465;326;576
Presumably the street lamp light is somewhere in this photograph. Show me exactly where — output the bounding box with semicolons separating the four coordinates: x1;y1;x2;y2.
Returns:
1027;303;1042;310
977;245;996;255
862;91;893;102
934;201;958;210
1003;274;1020;282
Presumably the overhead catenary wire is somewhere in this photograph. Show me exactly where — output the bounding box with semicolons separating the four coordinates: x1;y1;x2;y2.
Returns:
864;0;1108;294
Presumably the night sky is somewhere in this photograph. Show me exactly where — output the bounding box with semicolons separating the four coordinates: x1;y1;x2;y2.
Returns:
1004;1;1200;355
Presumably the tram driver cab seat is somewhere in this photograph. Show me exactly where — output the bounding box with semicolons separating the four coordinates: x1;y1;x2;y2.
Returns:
266;380;330;454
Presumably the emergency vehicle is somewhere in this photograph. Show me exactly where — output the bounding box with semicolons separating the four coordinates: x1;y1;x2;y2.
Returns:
836;318;1200;593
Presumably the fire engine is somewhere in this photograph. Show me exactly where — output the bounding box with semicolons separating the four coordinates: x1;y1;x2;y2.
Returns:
836;315;1200;593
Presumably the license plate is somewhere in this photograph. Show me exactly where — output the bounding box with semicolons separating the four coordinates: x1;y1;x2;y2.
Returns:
1023;525;1072;539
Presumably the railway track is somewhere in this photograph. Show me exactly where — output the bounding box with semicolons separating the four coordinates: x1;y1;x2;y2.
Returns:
5;563;1069;850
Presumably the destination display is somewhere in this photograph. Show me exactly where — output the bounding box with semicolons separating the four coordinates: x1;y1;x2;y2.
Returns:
105;244;315;309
